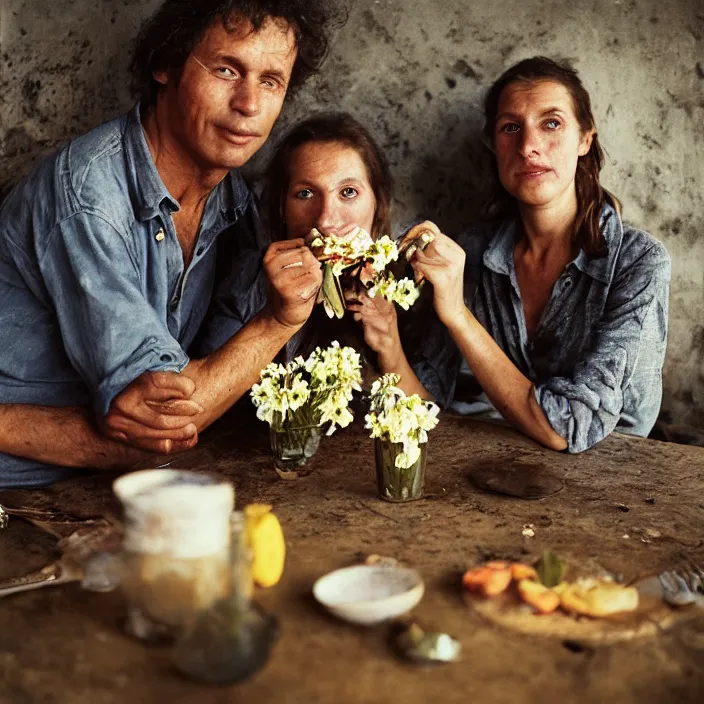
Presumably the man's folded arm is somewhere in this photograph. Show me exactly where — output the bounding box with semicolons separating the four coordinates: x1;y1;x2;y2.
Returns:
103;239;323;445
40;212;192;416
0;405;149;469
0;212;201;467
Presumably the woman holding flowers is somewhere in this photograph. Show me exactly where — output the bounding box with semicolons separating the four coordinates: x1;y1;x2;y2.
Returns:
260;113;431;399
408;57;670;453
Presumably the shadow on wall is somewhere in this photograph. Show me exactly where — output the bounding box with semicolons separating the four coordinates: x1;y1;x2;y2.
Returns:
409;133;496;234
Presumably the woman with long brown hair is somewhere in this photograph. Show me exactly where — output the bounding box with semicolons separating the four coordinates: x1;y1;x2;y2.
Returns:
408;57;671;452
263;112;429;397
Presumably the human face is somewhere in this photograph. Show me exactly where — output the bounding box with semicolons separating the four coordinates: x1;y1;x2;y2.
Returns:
284;141;377;241
493;80;593;211
153;16;296;173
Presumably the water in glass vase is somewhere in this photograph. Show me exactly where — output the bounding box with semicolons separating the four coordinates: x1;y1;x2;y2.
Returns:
375;439;427;502
270;425;322;479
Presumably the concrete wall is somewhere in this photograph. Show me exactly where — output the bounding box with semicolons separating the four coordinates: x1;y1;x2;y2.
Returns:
1;0;702;426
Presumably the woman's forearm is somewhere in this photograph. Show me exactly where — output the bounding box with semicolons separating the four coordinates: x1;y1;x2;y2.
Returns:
445;308;568;451
0;404;151;469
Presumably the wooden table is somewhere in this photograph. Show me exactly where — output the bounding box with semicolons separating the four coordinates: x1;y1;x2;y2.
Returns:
1;411;703;704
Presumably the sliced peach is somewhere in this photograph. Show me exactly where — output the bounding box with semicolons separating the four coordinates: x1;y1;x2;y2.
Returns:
511;563;539;581
517;579;560;614
462;565;513;597
485;561;511;570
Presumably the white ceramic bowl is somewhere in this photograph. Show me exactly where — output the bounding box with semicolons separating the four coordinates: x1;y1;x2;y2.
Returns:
313;564;424;625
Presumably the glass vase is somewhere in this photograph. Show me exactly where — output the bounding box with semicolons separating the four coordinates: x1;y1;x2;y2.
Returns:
270;424;323;479
374;439;427;503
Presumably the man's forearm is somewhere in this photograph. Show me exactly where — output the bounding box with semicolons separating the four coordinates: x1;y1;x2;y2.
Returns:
0;405;151;469
181;306;300;430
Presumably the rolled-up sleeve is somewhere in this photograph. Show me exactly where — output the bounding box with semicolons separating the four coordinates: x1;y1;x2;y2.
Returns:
39;212;188;416
536;243;671;453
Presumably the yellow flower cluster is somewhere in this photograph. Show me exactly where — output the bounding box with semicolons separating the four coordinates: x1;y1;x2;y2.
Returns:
250;361;310;426
309;228;421;307
251;342;363;434
365;374;440;469
365;236;398;273
304;341;363;434
367;272;421;310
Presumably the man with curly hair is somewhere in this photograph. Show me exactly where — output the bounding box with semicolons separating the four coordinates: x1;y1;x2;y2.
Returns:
0;0;344;487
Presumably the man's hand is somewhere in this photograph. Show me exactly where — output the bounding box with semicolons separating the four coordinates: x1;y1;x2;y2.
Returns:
345;289;402;368
409;229;467;326
264;239;322;329
101;371;203;453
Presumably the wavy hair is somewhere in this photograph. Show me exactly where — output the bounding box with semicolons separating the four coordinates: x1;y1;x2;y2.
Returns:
483;56;618;257
130;0;346;106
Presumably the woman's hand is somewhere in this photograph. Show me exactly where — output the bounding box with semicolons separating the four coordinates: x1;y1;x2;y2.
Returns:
345;289;402;368
264;239;322;329
409;226;467;327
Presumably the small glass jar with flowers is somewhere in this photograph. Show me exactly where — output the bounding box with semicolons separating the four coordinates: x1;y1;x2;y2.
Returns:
365;374;440;502
251;342;362;479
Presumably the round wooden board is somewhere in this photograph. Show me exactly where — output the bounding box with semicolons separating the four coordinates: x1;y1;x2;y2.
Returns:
464;587;677;645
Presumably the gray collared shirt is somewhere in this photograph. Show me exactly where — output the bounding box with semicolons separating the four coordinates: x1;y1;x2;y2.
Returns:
0;105;263;487
410;205;671;453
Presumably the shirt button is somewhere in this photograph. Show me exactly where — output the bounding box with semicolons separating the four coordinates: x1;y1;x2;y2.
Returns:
155;229;165;242
196;246;204;256
160;354;172;362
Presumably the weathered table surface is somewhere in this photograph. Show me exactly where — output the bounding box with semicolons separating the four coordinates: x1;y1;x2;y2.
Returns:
1;411;703;704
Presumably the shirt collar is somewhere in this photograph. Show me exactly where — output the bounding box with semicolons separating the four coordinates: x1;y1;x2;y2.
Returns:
123;103;251;224
572;202;622;284
482;202;623;285
123;104;178;221
482;216;519;276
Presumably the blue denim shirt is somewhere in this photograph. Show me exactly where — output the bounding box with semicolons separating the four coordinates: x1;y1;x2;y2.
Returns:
410;205;671;453
0;105;263;487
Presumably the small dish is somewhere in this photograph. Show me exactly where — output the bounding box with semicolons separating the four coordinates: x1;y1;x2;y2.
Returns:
313;564;424;625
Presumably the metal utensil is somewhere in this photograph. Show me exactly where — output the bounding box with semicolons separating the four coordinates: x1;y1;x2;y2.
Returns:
0;554;82;597
659;563;704;607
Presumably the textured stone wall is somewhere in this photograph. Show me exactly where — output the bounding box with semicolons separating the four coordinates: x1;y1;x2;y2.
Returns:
1;0;702;426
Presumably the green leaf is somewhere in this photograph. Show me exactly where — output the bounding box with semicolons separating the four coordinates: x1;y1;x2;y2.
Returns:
535;549;565;587
322;263;346;319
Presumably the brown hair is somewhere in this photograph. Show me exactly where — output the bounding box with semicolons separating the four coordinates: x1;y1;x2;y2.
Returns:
130;0;346;106
262;112;393;241
483;56;618;257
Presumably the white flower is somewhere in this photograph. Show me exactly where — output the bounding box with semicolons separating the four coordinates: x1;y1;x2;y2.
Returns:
367;272;421;310
366;377;440;469
366;236;398;272
251;342;362;435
